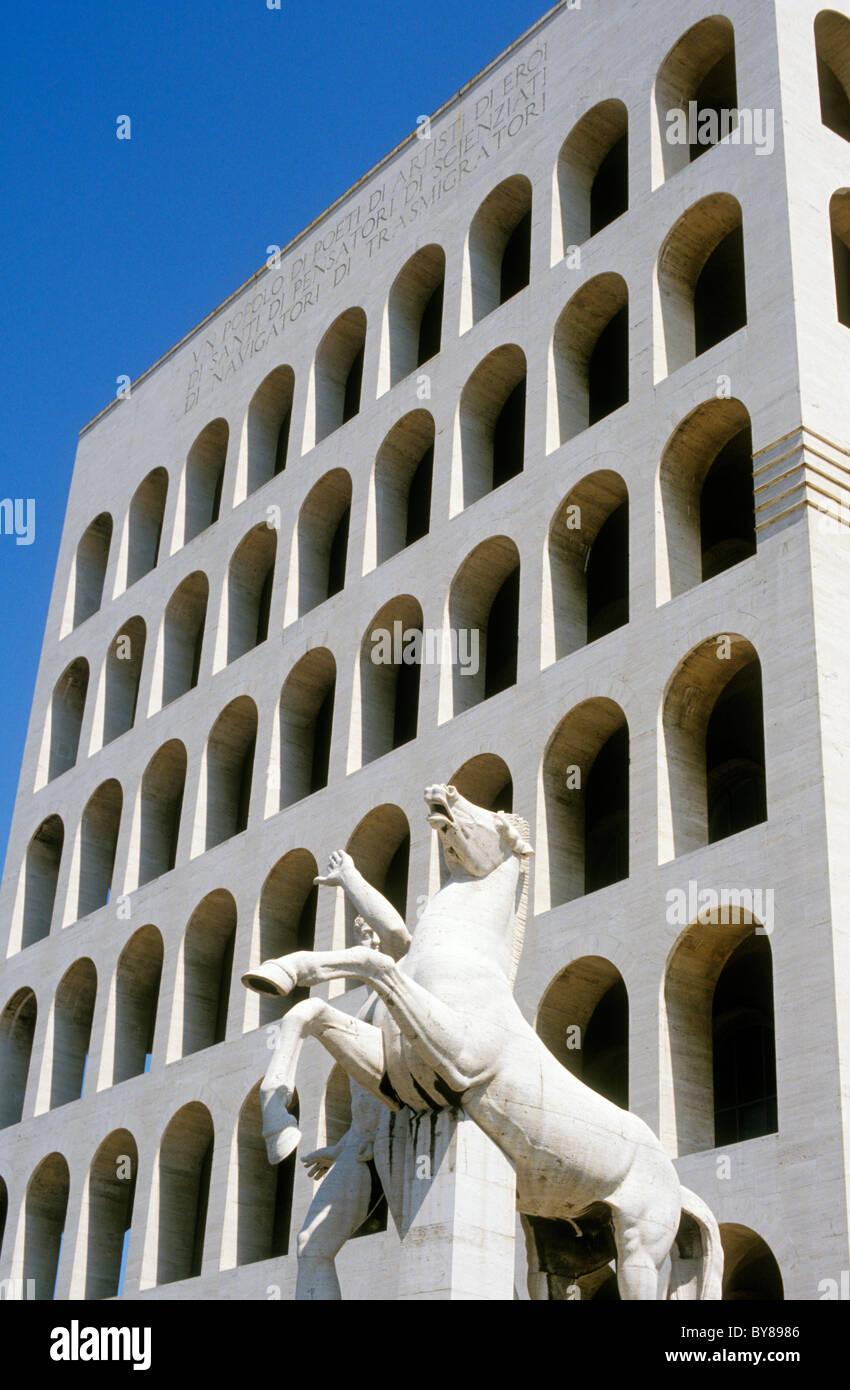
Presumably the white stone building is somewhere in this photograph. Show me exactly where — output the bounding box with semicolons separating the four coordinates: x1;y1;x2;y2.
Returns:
1;0;849;1300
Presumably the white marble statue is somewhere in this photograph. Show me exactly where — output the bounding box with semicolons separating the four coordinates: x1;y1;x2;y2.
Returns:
243;783;723;1300
291;919;391;1301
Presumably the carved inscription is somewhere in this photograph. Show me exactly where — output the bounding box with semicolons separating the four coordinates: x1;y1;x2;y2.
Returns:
183;44;547;413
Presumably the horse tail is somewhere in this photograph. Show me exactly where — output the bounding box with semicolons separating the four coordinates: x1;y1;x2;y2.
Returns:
677;1186;724;1300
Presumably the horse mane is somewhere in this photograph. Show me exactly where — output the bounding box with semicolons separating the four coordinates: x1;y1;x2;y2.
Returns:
496;812;533;985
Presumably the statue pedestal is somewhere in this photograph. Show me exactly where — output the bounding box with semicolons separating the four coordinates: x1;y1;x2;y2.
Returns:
389;1108;516;1300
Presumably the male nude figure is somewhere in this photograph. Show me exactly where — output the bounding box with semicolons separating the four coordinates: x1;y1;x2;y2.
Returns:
289;854;411;1300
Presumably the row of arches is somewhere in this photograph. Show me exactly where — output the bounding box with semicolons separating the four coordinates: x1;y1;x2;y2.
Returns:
46;389;760;808
6;691;766;1129
2;903;235;1132
12;629;768;955
63;183;754;642
0;1142;785;1302
4;808;403;1127
0;946;783;1302
1;1088;298;1299
59;4;850;634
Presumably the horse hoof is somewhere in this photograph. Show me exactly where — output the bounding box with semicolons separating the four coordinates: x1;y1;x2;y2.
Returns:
265;1123;302;1164
241;959;299;997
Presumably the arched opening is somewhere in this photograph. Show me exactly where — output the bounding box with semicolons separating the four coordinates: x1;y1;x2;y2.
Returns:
444;536;519;718
13;816;63;951
663;915;777;1155
42;658;88;784
94;616;146;749
657;399;755;602
655;195;746;380
554;99;628;257
357;595;423;768
152;570;208;711
228;1083;298;1266
545;472;628;664
182;419;228;545
48;958;97;1109
275;649;335;810
179;890;237;1055
237;364;295;500
539;699;629;911
548;274;628;450
721;1225;784;1300
652;16;738;185
829;190;850;327
660;636;766;861
68;779;122;922
23;1153;69;1299
287;468;352;619
64;513;112;634
370;410;434;567
84;1130;138;1298
129;740;186;888
248;850;318;1028
155;1103;214;1285
111;925;163;1084
454;345;526;511
464;176;533;328
312;307;367;445
816;11;850;141
201;697;258;851
384;245;445;389
449;753;513;815
223;523;276;665
0;988;37;1127
339;806;410;981
122;468;168;589
537;957;629;1107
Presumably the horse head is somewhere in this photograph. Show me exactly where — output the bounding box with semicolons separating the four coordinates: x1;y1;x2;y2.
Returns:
424;783;533;877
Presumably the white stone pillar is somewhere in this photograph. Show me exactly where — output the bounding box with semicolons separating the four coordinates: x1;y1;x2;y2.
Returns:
392;1108;516;1301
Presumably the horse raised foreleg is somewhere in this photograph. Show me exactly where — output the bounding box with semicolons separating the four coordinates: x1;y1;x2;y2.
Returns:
261;997;391;1163
248;946;498;1097
245;944;387;996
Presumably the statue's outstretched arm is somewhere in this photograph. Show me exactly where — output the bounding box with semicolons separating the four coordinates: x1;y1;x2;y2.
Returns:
315;850;411;960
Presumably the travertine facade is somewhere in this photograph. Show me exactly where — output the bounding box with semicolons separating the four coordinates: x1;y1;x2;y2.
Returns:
2;0;850;1300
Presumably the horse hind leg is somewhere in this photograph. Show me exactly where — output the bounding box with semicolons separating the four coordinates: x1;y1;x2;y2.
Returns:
611;1209;675;1301
261;999;390;1163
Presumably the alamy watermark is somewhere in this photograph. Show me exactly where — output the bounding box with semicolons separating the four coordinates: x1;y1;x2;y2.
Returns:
666;879;774;935
0;498;35;546
370;621;479;677
0;1278;36;1300
665;104;775;157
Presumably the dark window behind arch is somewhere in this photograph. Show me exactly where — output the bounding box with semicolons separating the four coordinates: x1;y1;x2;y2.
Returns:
713;935;777;1145
585;724;629;894
706;663;767;844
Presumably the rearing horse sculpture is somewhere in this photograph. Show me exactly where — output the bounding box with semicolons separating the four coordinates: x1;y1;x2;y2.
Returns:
243;783;723;1300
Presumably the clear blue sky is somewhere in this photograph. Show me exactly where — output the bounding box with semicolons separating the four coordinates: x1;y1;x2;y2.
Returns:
0;0;549;867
